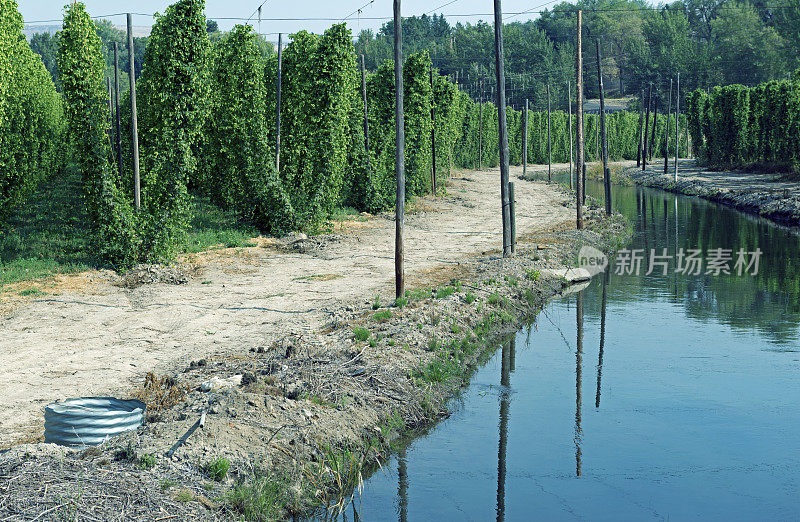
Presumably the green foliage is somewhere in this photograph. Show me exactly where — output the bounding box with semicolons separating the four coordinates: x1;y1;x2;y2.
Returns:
138;0;210;261
226;470;293;521
0;0;64;223
58;2;138;264
372;309;392;322
353;326;370;342
281;24;358;229
689;81;800;171
205;24;293;234
202;456;230;482
394;296;408;308
138;453;156;470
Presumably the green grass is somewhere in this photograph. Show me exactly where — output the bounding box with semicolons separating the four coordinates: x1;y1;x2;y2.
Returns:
525;269;541;281
0;166;91;286
202;457;230;482
353;327;370;342
435;286;456;299
226;471;293;521
371;295;381;310
372;309;392;322
394;296;408;308
488;292;502;306
138;453;156;470
465;291;476;304
0;167;259;287
160;479;178;492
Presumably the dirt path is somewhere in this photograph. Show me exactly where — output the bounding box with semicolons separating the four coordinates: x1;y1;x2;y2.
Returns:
0;165;576;448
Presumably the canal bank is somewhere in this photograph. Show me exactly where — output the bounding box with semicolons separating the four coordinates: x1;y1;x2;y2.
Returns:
0;166;630;520
624;159;800;227
355;178;800;520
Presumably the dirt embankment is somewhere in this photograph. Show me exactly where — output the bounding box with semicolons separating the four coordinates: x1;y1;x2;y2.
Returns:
626;159;800;226
0;165;629;520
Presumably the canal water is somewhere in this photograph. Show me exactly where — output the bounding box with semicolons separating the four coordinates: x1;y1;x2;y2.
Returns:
354;179;800;520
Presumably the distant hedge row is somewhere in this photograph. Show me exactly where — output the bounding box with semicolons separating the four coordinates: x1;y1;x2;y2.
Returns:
688;81;800;171
0;0;64;221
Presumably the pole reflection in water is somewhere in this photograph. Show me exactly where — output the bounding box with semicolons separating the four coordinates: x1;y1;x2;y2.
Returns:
397;447;408;522
596;267;608;408
575;291;584;477
496;338;514;521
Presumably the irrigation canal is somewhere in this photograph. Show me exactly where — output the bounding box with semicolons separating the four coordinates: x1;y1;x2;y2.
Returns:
353;178;800;520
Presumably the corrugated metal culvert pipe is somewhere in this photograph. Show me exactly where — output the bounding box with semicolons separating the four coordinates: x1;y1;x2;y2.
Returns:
44;397;146;447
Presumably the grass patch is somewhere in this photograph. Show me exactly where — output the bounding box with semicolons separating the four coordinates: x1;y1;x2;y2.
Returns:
371;295;381;310
160;479;178;492
404;287;428;301
202;457;230;482
525;269;540;281
372;309;392;322
0;166;91;286
465;291;476;304
18;287;45;296
226;471;294;521
504;276;518;287
137;453;156;470
174;489;194;502
0;167;261;287
394;296;408;308
488;292;502;306
181;196;259;253
293;273;342;282
435;286;456;299
353;327;370;342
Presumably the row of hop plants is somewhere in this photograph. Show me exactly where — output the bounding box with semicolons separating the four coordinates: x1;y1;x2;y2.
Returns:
0;0;65;222
10;0;682;267
687;76;800;172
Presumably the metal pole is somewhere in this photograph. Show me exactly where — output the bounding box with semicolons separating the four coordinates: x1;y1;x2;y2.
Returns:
393;0;405;298
127;14;140;210
576;10;584;230
494;0;511;257
275;33;282;171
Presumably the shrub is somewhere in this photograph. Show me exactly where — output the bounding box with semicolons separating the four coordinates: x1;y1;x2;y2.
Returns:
138;0;210;261
58;2;138;264
202;456;230;482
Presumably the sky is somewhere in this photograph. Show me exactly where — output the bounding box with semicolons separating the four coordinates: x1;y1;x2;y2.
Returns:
19;0;560;38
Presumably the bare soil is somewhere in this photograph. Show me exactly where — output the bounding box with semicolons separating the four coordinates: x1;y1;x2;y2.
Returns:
0;164;629;520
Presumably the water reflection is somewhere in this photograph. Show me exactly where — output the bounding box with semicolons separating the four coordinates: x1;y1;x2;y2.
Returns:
355;176;800;520
397;448;408;522
575;292;584;478
496;338;514;521
595;267;609;409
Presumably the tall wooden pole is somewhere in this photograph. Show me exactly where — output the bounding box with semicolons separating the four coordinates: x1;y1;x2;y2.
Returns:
113;42;122;177
393;0;405;298
494;0;511;257
275;33;282;171
106;77;113;141
649;95;658;161
430;67;436;195
478;79;483;170
568;80;574;190
675;73;680;181
547;81;552;182
576;10;584;230
522;99;528;176
637;88;645;167
596;40;610;216
642;83;651;171
127;14;140;210
664;78;672;175
361;54;369;155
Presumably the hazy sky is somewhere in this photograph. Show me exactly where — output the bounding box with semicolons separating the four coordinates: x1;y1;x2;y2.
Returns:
19;0;558;37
